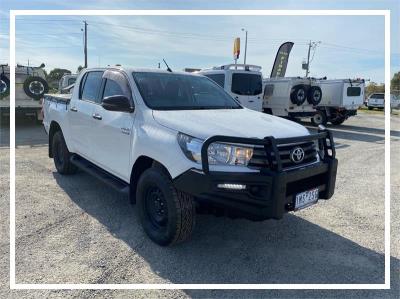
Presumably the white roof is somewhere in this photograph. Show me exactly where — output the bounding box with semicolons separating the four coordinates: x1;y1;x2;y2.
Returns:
86;66;202;77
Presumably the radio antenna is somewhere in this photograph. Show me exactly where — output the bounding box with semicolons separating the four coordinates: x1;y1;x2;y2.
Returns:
163;59;172;72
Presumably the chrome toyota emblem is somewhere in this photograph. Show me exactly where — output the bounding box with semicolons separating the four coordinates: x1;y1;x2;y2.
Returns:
290;146;305;163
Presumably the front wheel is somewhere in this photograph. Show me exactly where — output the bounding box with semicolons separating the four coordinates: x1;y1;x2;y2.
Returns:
136;167;196;246
311;111;327;126
368;106;373;110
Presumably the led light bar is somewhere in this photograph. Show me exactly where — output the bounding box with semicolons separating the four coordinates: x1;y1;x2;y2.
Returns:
217;183;246;190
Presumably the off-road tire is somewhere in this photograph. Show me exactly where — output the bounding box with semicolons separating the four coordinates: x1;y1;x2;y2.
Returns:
311;111;327;126
0;74;10;99
23;76;49;100
330;117;345;125
307;86;322;105
290;84;307;106
52;131;78;175
137;167;196;246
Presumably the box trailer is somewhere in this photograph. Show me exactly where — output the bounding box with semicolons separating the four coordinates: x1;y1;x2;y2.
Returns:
262;77;322;118
0;64;49;123
311;79;365;125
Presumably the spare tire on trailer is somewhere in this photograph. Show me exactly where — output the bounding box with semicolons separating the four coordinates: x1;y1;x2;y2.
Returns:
307;86;322;105
290;84;307;106
0;74;10;99
23;76;49;100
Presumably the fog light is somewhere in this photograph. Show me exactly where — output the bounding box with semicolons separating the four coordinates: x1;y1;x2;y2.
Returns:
217;183;246;190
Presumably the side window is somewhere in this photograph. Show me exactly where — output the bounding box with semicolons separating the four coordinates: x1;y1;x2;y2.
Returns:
205;74;225;88
81;71;103;103
103;79;124;98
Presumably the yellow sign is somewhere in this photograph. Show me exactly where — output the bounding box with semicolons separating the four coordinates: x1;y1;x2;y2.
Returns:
233;38;240;59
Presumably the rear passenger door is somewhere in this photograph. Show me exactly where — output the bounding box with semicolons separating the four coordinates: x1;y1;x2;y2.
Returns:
69;70;103;160
90;70;135;181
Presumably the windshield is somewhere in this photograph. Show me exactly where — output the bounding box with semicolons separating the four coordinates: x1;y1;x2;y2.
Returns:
231;73;262;96
370;94;384;99
132;72;241;110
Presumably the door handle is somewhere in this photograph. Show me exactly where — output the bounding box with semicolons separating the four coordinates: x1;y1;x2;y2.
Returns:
248;100;254;103
70;107;78;112
92;113;102;120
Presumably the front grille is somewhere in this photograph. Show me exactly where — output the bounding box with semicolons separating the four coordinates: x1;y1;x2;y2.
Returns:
248;141;318;170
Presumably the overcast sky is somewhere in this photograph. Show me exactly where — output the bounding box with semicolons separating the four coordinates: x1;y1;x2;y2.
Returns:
0;0;399;84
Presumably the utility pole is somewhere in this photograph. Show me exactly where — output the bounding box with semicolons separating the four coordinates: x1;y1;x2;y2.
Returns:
305;40;311;77
83;21;88;68
304;40;321;77
241;28;248;66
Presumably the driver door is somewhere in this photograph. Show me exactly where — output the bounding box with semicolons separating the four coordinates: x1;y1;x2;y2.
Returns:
90;70;135;182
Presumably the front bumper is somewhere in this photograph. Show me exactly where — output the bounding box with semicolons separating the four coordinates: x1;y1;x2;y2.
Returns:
174;158;337;220
173;130;338;221
368;103;384;108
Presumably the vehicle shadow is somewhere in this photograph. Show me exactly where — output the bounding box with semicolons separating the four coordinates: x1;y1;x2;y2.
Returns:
304;121;400;138
53;171;397;290
304;123;386;144
0;121;47;148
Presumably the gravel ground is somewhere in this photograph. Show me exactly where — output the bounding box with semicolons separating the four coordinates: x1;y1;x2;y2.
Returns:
0;111;399;298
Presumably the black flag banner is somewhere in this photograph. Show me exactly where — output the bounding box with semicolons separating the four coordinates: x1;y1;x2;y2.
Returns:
270;42;294;78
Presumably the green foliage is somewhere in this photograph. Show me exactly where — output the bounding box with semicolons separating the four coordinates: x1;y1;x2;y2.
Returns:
365;82;385;96
391;71;400;95
46;68;71;82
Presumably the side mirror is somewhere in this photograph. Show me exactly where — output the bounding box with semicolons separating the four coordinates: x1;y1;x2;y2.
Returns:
39;63;45;68
102;95;134;113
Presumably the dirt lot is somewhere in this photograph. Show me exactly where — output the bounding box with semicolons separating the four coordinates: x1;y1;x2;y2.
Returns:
0;112;399;298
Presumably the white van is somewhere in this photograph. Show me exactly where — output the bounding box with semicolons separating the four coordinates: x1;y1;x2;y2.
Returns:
262;77;322;118
197;64;263;111
58;73;77;94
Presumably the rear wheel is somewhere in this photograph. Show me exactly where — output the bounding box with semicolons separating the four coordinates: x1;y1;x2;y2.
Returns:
311;111;327;126
329;110;346;125
137;167;196;246
52;131;78;175
330;117;345;125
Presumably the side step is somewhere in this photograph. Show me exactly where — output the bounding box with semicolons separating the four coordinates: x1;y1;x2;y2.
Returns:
70;155;130;196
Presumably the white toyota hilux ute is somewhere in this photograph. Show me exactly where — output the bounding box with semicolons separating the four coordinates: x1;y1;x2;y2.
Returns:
43;67;338;246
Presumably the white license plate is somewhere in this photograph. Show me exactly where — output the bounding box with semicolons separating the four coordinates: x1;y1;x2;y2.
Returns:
295;188;319;210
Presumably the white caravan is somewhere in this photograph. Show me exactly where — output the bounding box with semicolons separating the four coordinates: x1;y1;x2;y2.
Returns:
197;64;263;111
262;77;322;118
312;79;365;125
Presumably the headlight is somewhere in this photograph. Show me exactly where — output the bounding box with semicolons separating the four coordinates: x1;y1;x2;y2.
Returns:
177;132;254;166
177;132;203;163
